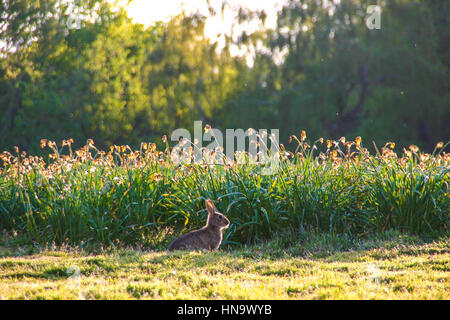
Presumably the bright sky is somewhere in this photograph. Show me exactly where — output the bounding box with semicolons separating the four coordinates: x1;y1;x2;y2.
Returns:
118;0;287;64
1;0;287;62
123;0;286;39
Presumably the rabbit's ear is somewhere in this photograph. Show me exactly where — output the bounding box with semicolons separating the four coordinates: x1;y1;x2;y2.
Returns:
205;199;215;215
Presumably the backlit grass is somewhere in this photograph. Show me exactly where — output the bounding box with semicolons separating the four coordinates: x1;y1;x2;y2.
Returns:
0;133;448;248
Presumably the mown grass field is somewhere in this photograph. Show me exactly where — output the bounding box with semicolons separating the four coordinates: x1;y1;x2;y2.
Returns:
0;232;448;300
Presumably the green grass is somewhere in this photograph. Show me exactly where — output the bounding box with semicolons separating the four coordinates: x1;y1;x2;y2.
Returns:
0;137;448;248
0;232;448;300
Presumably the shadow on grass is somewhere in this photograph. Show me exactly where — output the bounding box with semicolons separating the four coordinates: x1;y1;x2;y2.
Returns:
0;267;68;280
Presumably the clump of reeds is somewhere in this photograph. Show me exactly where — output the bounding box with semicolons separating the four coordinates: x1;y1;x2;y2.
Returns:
0;130;448;249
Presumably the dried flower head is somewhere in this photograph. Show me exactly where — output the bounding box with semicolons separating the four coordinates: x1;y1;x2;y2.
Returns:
409;145;419;153
301;130;307;142
40;139;48;149
385;142;395;149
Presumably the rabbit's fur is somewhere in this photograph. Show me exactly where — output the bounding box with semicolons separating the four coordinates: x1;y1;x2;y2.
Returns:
168;199;230;251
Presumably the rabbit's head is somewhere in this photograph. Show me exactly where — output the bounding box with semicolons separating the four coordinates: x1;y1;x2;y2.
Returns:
205;199;230;229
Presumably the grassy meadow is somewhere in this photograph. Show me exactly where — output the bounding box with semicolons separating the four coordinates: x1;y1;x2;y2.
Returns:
1;0;449;301
0;232;448;299
0;133;449;299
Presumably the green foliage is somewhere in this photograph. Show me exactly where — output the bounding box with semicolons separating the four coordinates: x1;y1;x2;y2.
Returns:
222;0;450;149
1;0;448;154
0;1;448;249
0;1;241;153
0;138;448;248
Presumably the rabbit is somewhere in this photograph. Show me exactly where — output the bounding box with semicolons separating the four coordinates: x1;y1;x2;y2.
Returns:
168;199;230;251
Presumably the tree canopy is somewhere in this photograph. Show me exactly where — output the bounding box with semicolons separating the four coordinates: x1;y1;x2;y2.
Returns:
1;0;448;153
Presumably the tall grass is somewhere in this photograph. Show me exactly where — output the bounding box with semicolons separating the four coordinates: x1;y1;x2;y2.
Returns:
0;135;448;249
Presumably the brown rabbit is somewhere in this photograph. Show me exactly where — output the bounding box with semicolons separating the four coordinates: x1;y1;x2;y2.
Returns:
168;199;230;251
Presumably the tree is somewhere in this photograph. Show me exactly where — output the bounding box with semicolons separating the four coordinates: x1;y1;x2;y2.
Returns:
223;0;449;149
0;0;118;152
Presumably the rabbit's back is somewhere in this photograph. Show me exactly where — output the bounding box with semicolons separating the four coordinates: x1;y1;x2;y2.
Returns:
168;227;222;251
